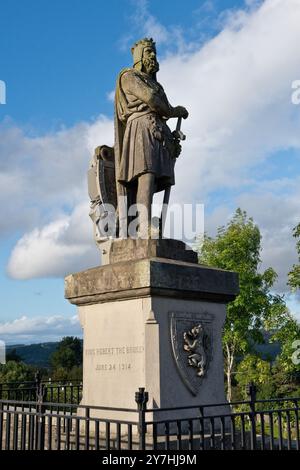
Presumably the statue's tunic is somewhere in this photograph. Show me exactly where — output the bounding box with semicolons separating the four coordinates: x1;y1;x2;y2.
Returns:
115;68;175;193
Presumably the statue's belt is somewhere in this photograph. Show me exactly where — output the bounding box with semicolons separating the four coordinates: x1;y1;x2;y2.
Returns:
125;110;174;149
126;110;153;124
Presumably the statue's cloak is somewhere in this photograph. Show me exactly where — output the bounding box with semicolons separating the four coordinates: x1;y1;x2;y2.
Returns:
114;68;175;213
114;67;131;234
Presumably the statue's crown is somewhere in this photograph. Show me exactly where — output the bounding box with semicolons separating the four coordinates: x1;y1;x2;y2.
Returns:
131;38;156;53
131;38;156;67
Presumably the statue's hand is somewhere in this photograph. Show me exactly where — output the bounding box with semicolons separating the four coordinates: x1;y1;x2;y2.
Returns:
171;136;182;158
174;106;189;119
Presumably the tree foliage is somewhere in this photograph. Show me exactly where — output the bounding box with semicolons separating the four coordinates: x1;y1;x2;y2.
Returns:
288;223;300;291
5;349;22;363
268;311;300;375
50;337;82;372
197;208;287;400
235;354;274;400
0;361;35;383
51;365;83;381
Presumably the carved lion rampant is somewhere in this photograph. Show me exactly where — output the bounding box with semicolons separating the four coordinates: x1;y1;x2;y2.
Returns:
183;324;207;377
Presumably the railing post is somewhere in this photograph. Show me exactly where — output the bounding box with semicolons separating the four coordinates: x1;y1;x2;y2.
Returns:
246;382;257;450
35;371;46;450
0;401;3;450
199;406;205;450
135;387;148;450
35;370;41;402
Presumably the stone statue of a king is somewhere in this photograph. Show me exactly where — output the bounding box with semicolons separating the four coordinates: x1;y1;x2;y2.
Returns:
114;37;188;237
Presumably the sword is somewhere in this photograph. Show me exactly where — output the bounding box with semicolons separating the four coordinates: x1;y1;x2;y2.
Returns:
159;116;186;237
173;116;186;141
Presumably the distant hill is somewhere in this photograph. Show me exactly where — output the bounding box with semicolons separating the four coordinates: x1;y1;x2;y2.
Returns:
6;342;59;368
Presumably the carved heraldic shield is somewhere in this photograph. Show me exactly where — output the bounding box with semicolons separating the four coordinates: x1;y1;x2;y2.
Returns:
170;311;213;396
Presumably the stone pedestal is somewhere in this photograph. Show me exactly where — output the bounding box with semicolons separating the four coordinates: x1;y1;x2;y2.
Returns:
65;239;238;423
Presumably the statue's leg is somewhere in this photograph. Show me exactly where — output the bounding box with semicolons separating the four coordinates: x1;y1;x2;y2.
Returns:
136;172;155;238
126;181;137;235
127;181;137;208
160;185;171;237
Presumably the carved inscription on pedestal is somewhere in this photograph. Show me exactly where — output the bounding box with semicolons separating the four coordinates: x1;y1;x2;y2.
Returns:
85;345;144;372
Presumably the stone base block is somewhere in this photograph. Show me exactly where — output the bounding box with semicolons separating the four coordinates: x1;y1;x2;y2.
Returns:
65;239;238;423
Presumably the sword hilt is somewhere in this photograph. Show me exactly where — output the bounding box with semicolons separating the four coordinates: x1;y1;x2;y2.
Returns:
174;117;186;141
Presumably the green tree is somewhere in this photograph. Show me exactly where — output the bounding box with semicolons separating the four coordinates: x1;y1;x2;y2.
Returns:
271;361;300;398
5;349;22;363
50;336;82;372
267;309;300;376
0;361;35;383
288;223;300;291
235;354;274;400
51;365;83;382
197;208;286;401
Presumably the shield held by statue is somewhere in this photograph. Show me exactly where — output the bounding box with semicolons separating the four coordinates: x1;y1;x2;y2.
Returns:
87;145;117;243
170;311;213;396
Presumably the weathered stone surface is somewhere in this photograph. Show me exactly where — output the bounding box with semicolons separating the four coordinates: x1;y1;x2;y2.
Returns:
65;241;238;422
65;256;239;306
114;38;189;238
89;37;189;242
76;295;231;422
108;238;198;264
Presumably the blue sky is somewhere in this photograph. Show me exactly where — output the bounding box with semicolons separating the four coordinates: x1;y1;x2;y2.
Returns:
0;0;246;126
0;0;300;343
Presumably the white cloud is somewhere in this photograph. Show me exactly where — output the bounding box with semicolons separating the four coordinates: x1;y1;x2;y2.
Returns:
129;0;170;45
106;90;115;102
7;202;99;279
236;187;300;292
122;0;188;53
1;115;109;279
205;184;300;293
0;315;81;344
286;294;300;322
0;116;113;235
159;0;300;204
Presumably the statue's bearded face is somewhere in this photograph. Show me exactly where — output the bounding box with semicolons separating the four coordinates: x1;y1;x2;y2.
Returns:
142;46;159;75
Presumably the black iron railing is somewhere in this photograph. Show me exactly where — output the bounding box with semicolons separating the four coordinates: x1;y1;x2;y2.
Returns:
0;377;82;405
0;384;299;450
